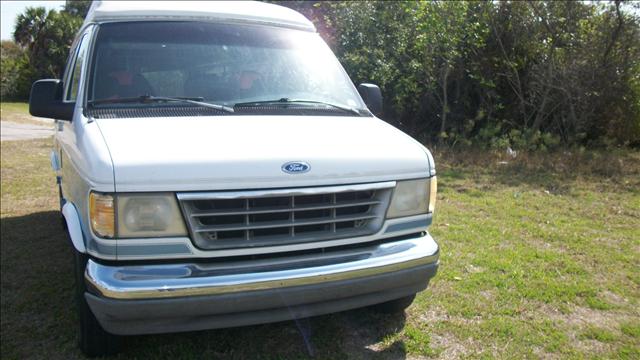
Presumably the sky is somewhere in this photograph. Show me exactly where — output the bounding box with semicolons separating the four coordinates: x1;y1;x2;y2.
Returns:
1;0;65;40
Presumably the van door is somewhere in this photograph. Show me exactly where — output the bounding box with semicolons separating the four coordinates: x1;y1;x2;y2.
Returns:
57;26;92;208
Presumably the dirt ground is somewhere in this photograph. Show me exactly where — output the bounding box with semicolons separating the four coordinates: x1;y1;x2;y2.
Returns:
0;102;54;141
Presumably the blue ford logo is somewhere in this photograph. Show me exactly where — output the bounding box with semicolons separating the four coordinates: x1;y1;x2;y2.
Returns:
282;161;310;174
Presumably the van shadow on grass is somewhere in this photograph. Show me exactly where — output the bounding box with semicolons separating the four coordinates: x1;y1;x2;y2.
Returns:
1;211;410;359
124;307;408;359
0;211;80;359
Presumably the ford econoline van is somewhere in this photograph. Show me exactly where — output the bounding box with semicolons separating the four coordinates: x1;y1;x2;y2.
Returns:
29;1;439;356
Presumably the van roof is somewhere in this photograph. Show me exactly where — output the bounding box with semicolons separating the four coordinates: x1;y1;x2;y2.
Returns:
84;1;316;32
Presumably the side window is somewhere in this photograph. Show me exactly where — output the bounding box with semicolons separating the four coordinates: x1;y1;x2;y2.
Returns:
66;34;89;101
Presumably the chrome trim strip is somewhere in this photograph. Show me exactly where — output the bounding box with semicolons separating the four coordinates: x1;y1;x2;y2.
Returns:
385;217;431;233
176;181;396;201
85;234;439;300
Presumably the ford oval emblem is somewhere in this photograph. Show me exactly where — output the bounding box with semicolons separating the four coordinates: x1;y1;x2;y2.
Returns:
282;161;310;174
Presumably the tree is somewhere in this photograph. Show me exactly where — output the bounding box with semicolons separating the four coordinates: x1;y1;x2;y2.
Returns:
278;0;639;148
30;10;82;78
11;6;82;98
6;0;639;145
13;7;48;50
64;0;92;19
1;40;31;99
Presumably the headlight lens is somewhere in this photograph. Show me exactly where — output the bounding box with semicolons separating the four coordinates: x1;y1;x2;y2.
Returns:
89;192;187;238
117;193;187;238
386;178;436;218
89;192;115;238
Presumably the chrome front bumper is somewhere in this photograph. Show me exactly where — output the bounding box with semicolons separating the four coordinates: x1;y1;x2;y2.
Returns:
85;233;439;335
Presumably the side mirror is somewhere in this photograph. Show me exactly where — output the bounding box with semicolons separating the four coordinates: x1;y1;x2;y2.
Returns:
357;83;383;117
29;79;74;121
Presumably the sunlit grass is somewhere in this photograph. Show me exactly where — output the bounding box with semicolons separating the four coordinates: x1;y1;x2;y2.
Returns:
1;136;639;359
0;101;51;125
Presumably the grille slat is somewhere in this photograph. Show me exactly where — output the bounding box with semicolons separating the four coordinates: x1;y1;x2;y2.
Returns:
194;214;378;233
178;182;393;250
189;200;382;217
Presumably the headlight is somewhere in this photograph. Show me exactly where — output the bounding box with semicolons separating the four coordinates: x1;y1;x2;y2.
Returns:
117;193;187;238
89;192;187;238
386;178;436;218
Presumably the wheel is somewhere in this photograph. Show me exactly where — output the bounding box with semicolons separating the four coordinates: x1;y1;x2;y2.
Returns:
58;184;67;230
73;250;122;357
371;294;416;314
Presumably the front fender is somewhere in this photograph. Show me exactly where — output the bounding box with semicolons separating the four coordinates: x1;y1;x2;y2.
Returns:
62;202;86;253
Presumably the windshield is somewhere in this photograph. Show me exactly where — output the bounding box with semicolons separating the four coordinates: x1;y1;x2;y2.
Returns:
88;21;366;113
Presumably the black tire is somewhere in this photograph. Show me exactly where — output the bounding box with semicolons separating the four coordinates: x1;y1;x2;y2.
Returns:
59;184;67;230
371;294;416;314
73;250;122;357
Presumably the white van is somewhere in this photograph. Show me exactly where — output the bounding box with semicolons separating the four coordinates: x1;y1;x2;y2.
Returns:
29;1;439;356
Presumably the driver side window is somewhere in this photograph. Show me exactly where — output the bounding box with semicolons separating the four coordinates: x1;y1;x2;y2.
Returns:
66;34;89;101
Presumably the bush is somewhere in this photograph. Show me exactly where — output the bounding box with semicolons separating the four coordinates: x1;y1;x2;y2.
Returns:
274;1;640;149
5;5;85;100
1;41;32;100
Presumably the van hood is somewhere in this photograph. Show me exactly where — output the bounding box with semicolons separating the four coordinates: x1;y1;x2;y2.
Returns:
95;115;431;192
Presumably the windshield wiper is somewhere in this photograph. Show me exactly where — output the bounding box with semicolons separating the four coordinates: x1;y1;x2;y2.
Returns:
234;98;362;116
88;95;234;113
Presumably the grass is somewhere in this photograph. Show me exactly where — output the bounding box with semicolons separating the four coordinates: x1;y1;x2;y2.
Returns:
580;326;618;343
0;102;51;125
0;102;29;114
1;107;639;358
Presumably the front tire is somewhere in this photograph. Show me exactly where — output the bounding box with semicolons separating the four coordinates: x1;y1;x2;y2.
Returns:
371;294;416;314
73;251;122;357
58;184;67;230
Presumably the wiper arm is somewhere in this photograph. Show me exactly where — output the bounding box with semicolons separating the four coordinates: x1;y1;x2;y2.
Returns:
234;98;362;116
88;95;234;113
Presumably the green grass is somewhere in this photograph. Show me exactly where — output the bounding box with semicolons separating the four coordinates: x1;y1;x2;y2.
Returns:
621;322;640;338
1;133;639;358
1;101;50;125
580;326;618;343
0;102;29;122
0;102;29;113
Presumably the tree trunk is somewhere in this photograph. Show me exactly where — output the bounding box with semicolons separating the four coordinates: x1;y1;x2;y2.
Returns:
439;65;450;136
531;87;549;132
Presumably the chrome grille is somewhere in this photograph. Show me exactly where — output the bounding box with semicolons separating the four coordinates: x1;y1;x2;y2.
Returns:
178;182;394;250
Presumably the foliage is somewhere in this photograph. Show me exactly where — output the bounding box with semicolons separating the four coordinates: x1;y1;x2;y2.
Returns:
63;0;92;19
274;0;640;148
1;41;32;100
2;4;85;100
3;1;639;147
